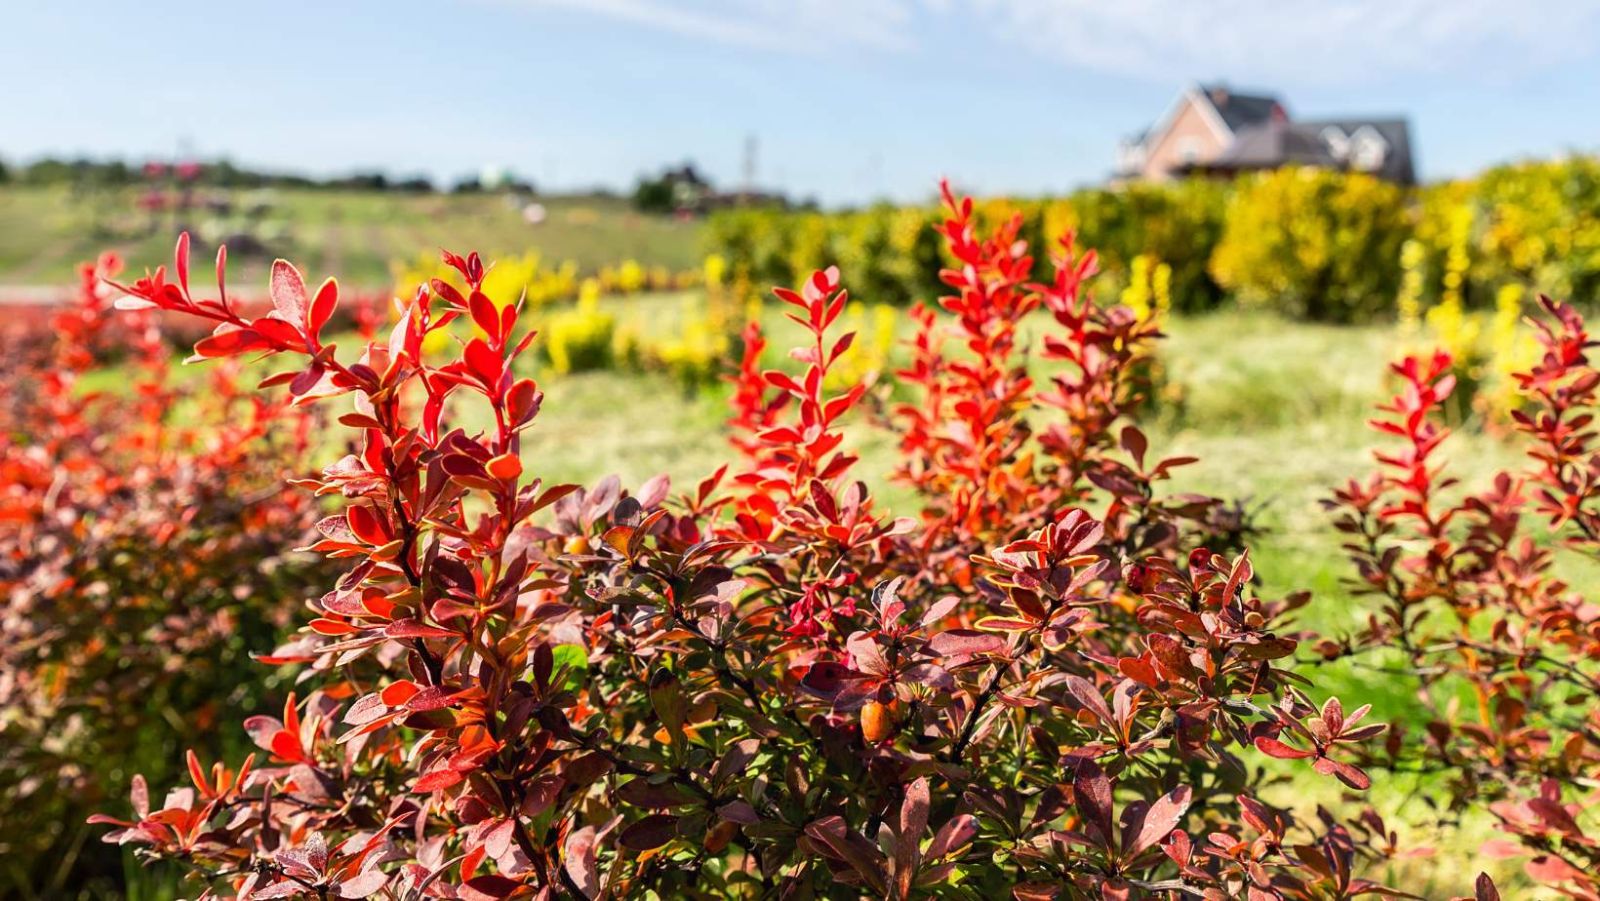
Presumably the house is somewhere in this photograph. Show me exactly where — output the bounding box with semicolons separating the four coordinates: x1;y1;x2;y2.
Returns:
1116;83;1415;185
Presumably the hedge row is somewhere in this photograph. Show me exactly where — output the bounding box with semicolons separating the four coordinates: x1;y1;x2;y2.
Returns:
708;157;1600;323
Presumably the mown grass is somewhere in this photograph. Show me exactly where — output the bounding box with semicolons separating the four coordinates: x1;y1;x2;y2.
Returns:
0;186;705;289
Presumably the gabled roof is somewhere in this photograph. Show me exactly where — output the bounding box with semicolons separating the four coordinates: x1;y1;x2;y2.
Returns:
1192;117;1416;185
1126;83;1285;157
1208;121;1328;167
1299;118;1414;184
1196;84;1284;133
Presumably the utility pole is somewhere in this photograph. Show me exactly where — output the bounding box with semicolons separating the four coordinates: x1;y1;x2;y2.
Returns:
741;134;757;203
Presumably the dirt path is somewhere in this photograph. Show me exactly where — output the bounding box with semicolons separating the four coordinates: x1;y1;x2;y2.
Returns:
0;286;72;303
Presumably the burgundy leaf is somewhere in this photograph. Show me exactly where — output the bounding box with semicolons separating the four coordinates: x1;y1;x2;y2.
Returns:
1124;785;1192;857
1254;736;1313;760
619;814;679;851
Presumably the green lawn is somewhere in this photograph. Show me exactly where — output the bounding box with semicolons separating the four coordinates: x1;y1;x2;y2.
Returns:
0;186;705;290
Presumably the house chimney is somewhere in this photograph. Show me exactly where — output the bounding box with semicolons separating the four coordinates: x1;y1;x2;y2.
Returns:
1209;85;1230;105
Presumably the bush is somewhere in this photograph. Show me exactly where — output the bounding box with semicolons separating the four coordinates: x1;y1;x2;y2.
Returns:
544;283;615;375
1210;167;1409;322
707;183;1225;314
1048;180;1229;314
706;158;1600;327
704;206;798;290
89;185;1444;899
1414;158;1600;312
394;249;701;311
635;293;732;390
0;251;333;895
1326;300;1600;896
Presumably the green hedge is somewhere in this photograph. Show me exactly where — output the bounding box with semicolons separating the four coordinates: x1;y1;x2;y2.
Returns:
707;157;1600;323
1211;168;1408;323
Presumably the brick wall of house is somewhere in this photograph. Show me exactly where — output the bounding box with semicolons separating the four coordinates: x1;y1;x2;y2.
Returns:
1141;98;1228;181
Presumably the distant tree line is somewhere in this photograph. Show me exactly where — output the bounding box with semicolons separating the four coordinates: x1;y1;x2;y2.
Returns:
0;153;819;216
0;155;538;194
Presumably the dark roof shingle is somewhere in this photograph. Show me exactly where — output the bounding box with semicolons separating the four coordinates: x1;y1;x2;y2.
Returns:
1197;84;1284;132
1187;117;1415;185
1296;118;1415;184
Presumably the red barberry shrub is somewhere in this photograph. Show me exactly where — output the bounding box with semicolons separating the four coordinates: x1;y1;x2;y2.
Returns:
1326;295;1600;897
94;189;1404;899
891;185;1248;589
0;250;335;893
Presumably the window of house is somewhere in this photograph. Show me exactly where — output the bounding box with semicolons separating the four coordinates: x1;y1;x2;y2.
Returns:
1320;127;1351;162
1350;127;1388;171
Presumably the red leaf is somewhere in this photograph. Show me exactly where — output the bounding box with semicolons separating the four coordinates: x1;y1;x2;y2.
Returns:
174;232;191;294
927;814;978;860
1525;854;1587;883
1062;675;1113;726
469;290;502;344
346;505;391;545
342;694;388;726
186;749;209;795
763;370;804;395
251;315;306;347
243;715;283;752
403;685;458;712
413;768;465;793
1125;785;1192;857
385;620;457;640
269;730;305;762
193;327;270;359
564;826;600;899
335;870;388;898
1073;760;1114;844
309;277;339;340
928;629;1006;656
270;259;309;328
487;453;523;481
799;661;860;697
803;816;888;894
1253;736;1313;760
380;680;421;707
458;874;522;901
308;617;359;636
465;338;504;387
895;777;930;893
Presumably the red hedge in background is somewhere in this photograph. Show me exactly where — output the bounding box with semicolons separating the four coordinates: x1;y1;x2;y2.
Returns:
93;185;1432;899
1327;296;1600;898
0;252;332;893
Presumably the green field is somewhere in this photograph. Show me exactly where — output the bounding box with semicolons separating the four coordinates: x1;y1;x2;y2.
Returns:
0;186;705;290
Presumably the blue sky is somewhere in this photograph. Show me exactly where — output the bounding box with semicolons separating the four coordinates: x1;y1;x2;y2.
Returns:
8;0;1600;205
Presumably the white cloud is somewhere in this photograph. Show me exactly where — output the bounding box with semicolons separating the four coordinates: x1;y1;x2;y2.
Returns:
971;0;1600;85
514;0;1600;86
516;0;922;52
